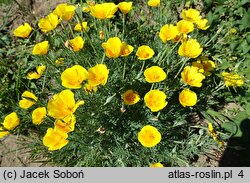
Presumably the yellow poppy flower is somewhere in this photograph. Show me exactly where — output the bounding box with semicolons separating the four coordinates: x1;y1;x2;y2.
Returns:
32;41;49;55
102;37;122;58
43;128;69;151
159;24;179;43
61;65;89;89
68;36;84;52
2;112;20;131
88;64;109;87
177;20;194;34
13;23;32;38
144;90;167;112
53;3;76;21
73;22;88;32
208;123;224;146
0;127;9;138
181;8;201;23
84;83;98;95
195;18;209;30
99;30;105;39
90;3;118;19
148;0;160;7
136;45;155;60
192;57;216;76
222;72;244;87
150;162;164;167
179;89;197;107
27;65;46;80
32;107;46;125
181;66;205;87
138;125;161;148
144;66;167;83
122;90;140;105
38;13;59;33
54;115;76;133
55;58;64;65
118;2;133;14
47;89;84;119
178;38;203;58
120;42;134;56
19;91;38;109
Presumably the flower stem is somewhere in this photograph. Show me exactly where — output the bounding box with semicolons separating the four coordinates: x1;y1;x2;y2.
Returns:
174;58;188;79
122;14;126;38
122;59;127;80
158;40;180;66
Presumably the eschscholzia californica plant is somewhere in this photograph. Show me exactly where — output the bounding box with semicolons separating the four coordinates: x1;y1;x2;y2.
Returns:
90;3;118;19
148;0;160;7
38;13;60;33
120;42;134;57
192;57;216;76
122;90;140;105
208;123;224;146
32;41;49;55
222;72;244;87
181;66;205;87
13;23;32;38
32;107;47;125
47;89;84;119
27;65;46;80
181;8;201;23
195;19;209;30
84;83;98;94
53;3;76;21
55;58;64;65
88;64;109;87
19;91;38;109
178;38;203;58
144;90;167;112
99;30;105;39
54;115;76;133
179;89;197;107
68;36;84;52
61;65;89;89
159;24;179;43
74;22;88;32
177;20;194;34
102;37;122;58
136;45;155;60
2;112;20;131
0;127;9;138
118;2;133;14
43;128;69;151
150;163;164;167
144;66;167;83
138;125;161;148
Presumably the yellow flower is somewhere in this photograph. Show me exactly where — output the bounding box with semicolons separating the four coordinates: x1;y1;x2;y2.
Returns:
38;13;60;33
13;23;32;38
122;90;140;105
88;64;109;87
192;57;216;76
148;0;160;7
222;72;244;87
55;58;64;65
61;65;89;89
2;112;20;131
32;107;47;125
177;20;194;34
74;22;88;32
32;41;49;55
195;19;209;30
181;8;201;23
84;83;98;94
208;123;224;146
118;2;133;14
54;115;76;133
144;66;167;83
181;66;205;87
178;38;203;58
159;24;179;43
0;127;9;138
99;30;105;39
102;37;122;58
150;163;164;167
90;3;118;19
138;125;161;148
19;91;38;109
68;36;84;52
27;65;46;80
136;45;155;60
53;3;76;21
43;128;69;151
144;90;167;112
47;89;84;119
179;89;197;107
120;42;134;56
